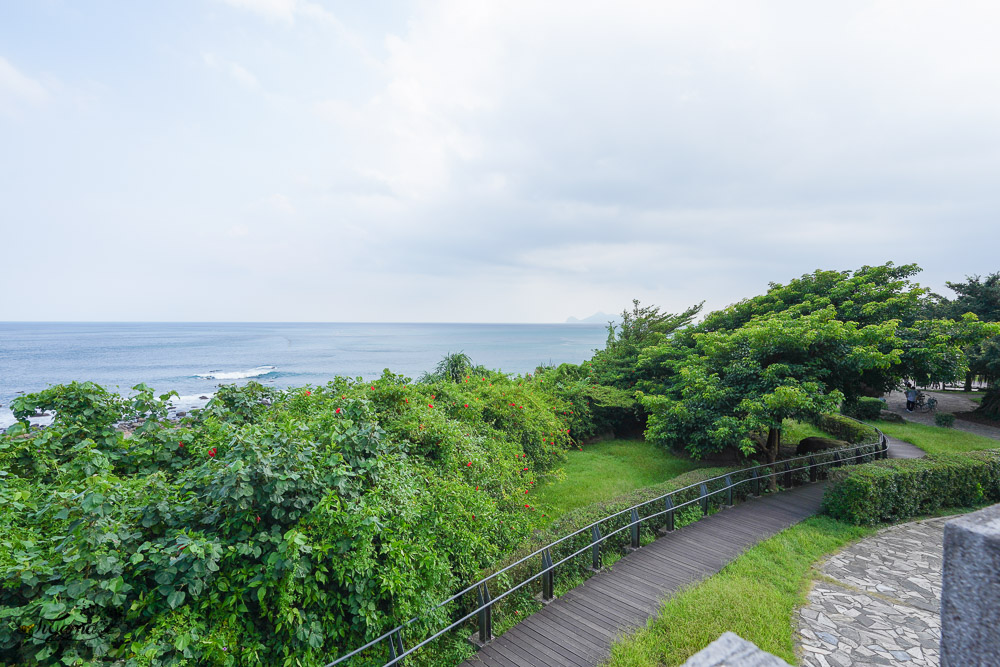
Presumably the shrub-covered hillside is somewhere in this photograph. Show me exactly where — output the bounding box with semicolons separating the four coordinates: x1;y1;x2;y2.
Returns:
0;371;605;666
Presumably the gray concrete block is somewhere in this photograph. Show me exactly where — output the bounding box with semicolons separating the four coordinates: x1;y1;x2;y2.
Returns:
680;632;791;666
942;502;1000;667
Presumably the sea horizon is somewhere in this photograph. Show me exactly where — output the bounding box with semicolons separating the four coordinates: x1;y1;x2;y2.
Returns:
0;321;609;428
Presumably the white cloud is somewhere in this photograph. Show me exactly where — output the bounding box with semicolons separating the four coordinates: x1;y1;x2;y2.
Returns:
216;0;298;22
202;52;259;89
0;56;47;114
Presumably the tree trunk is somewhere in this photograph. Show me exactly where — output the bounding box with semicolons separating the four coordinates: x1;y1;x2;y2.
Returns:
765;427;780;491
964;371;974;392
977;389;1000;421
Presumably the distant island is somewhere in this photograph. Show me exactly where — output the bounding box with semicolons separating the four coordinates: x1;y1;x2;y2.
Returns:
565;312;619;324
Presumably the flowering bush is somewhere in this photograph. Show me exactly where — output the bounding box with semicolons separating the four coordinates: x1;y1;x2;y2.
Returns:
0;371;582;666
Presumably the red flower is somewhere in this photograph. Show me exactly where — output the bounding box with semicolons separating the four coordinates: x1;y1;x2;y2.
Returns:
472;514;476;519
464;404;469;408
525;504;529;508
431;394;435;399
208;448;216;458
476;485;479;490
335;408;341;414
178;442;184;448
467;461;472;467
305;390;311;396
524;490;528;494
428;404;434;408
256;515;261;522
370;386;375;390
523;467;528;471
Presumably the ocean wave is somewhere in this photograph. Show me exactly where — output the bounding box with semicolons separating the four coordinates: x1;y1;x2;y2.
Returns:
195;365;276;381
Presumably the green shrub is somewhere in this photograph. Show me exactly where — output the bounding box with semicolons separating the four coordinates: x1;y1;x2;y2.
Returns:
821;450;1000;525
813;413;878;444
841;397;885;421
0;371;581;667
935;413;957;428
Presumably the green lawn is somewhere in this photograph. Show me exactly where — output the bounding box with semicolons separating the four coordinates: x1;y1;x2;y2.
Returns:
602;516;872;666
535;439;700;518
874;420;999;456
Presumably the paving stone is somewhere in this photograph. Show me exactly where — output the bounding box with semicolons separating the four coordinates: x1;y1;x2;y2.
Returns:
796;516;948;666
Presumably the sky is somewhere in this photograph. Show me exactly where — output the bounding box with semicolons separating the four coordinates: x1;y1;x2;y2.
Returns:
1;0;998;323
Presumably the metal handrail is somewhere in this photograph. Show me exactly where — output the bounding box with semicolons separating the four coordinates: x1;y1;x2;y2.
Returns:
327;423;887;666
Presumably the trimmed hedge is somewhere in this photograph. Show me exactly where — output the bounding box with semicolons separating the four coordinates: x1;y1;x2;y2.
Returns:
841;397;885;421
821;450;1000;525
813;413;879;444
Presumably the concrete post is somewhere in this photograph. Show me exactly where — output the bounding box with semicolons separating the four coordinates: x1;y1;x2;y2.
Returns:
942;503;1000;666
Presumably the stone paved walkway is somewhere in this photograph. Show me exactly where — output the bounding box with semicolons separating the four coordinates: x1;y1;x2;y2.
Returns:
797;517;949;666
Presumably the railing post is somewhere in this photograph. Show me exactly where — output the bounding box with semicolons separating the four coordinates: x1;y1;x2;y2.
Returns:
476;583;492;645
833;451;841;468
541;549;554;602
591;525;601;570
809;456;817;482
630;508;640;550
783;462;792;488
664;495;675;533
882;436;889;459
751;469;761;497
699;483;709;516
387;627;406;662
853;446;860;464
724;475;734;506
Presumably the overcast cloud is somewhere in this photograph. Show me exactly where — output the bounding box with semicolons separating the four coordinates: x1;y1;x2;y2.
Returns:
1;0;998;322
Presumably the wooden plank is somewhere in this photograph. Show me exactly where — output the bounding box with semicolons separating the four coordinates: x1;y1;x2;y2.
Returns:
545;604;617;641
486;626;576;667
559;593;637;630
512;621;588;667
525;613;604;663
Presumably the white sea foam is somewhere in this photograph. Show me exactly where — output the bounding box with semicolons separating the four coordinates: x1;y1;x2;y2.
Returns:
195;365;276;381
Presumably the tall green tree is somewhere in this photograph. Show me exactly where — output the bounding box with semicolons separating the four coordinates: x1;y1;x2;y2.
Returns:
640;307;899;465
589;299;702;390
638;263;1000;465
936;272;1000;390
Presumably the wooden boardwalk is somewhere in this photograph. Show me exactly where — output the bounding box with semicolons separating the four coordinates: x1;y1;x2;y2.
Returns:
460;482;827;667
461;440;921;667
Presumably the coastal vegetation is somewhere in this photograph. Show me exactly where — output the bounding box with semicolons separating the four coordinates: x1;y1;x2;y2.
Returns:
1;261;998;666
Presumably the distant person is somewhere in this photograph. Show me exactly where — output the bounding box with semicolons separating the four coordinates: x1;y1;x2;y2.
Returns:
905;384;918;412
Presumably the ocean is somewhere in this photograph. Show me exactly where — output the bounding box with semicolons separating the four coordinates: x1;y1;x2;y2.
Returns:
0;322;609;428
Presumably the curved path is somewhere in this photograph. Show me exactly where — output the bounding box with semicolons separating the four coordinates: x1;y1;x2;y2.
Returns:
797;414;1000;666
797;516;946;667
884;390;1000;440
461;440;916;667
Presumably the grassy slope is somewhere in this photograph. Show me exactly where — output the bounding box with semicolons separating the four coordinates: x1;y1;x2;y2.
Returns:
603;516;873;666
534;439;701;518
874;420;999;456
536;419;840;520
